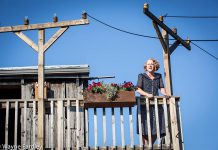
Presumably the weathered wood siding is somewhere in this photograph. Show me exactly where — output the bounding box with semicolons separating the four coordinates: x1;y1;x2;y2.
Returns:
17;79;85;149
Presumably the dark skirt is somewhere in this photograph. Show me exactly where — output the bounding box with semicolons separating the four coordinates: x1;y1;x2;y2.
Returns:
137;105;166;137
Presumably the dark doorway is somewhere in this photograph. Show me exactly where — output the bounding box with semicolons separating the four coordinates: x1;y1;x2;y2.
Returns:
0;85;21;99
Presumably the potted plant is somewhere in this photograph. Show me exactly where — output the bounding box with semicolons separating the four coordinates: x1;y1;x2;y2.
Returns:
83;81;136;108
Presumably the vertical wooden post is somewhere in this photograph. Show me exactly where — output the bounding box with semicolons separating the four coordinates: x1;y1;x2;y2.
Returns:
162;29;173;95
129;107;134;148
103;108;107;147
94;108;98;149
14;101;18;145
5;101;9;146
169;97;180;150
85;108;89;147
120;107;125;148
111;108;116;148
37;29;45;148
137;97;143;148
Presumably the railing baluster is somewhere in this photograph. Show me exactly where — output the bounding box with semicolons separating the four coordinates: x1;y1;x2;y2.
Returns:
50;101;54;149
163;98;170;146
94;108;98;148
32;100;36;147
76;78;81;149
5;101;9;147
137;97;143;148
129;107;134;148
103;108;107;146
146;98;152;148
85;108;89;147
112;107;116;148
45;112;49;148
24;100;27;145
120;107;125;148
57;100;64;150
76;99;80;149
154;98;161;147
14;101;18;145
67;100;71;150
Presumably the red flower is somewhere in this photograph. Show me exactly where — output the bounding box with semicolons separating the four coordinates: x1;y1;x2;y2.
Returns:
97;82;102;86
111;83;117;87
88;85;92;91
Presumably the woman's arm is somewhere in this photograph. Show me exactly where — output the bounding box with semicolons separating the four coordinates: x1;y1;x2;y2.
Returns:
160;88;170;97
136;87;153;97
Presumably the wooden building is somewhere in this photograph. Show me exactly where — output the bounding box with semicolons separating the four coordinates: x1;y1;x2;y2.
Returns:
0;65;184;150
0;65;89;149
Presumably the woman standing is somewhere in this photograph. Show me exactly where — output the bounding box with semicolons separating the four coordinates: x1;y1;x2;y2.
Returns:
136;58;169;145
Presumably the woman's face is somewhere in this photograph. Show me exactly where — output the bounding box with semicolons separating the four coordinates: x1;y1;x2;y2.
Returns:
146;59;155;73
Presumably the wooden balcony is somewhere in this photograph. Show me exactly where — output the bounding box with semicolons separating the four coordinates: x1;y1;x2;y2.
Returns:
0;96;183;150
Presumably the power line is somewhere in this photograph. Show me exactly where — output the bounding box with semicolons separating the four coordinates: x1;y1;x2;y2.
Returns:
191;41;218;61
87;13;158;39
87;13;218;61
87;13;218;42
191;39;218;42
163;15;218;19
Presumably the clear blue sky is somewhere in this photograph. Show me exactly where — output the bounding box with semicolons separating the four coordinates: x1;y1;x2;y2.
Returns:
0;0;218;149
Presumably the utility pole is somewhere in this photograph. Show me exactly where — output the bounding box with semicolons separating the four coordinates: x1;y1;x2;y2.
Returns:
143;4;190;150
143;4;191;96
0;12;89;149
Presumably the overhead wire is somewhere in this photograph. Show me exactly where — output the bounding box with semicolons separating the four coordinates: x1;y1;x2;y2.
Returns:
87;13;218;42
191;41;218;60
87;13;158;39
163;14;218;19
87;13;218;61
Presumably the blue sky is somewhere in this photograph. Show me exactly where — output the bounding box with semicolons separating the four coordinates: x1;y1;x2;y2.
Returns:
0;0;218;149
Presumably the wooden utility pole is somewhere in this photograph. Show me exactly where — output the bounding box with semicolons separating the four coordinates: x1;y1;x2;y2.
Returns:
143;4;190;150
143;4;190;96
0;13;89;149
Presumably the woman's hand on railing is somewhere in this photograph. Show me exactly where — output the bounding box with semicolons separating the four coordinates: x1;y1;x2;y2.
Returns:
163;95;171;99
146;93;154;98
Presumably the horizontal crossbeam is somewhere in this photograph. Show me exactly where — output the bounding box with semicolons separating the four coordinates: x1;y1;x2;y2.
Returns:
143;6;191;50
0;19;89;33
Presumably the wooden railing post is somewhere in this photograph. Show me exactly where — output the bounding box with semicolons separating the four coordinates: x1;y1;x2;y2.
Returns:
169;97;180;150
137;97;143;148
177;99;185;150
163;98;170;146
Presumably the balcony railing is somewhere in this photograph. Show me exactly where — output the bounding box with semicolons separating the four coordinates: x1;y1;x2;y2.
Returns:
0;96;183;150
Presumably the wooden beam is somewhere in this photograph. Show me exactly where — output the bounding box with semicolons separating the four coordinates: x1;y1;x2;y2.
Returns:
14;31;38;52
169;97;180;150
5;101;9;145
152;21;167;53
143;6;191;50
0;19;89;33
162;30;173;95
169;40;181;55
44;27;68;52
37;29;45;149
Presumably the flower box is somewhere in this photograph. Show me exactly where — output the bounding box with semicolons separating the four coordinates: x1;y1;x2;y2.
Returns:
84;91;136;108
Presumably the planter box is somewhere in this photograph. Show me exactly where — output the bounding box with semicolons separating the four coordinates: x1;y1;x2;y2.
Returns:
84;91;136;108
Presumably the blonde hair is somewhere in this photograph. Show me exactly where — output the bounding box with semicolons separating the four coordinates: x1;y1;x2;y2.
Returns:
144;58;160;71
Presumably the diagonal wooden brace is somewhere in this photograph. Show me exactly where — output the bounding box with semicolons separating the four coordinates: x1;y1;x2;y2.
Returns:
152;21;167;53
169;40;181;55
44;27;69;52
14;31;38;52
